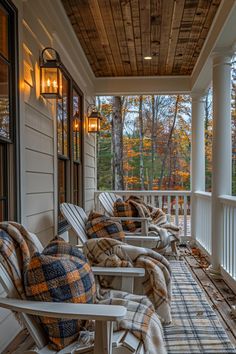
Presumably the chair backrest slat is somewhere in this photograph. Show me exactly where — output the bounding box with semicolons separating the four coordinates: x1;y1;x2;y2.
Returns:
99;193;121;216
60;203;88;244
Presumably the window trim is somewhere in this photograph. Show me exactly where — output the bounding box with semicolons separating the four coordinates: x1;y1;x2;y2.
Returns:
0;0;20;221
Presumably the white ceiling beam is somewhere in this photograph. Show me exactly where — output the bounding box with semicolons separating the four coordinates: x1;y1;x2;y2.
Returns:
94;76;191;96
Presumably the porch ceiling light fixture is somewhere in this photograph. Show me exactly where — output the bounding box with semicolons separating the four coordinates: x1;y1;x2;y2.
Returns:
87;104;102;133
40;47;63;99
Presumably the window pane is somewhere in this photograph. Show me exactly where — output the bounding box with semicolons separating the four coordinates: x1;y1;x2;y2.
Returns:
58;159;66;223
73;89;81;161
58;159;66;203
73;163;79;205
62;76;68;156
0;59;9;139
0;143;6;221
0;7;8;59
57;75;69;157
57;99;63;155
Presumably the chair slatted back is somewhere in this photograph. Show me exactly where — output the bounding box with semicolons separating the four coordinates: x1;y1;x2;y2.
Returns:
60;203;88;244
98;192;121;216
0;236;47;349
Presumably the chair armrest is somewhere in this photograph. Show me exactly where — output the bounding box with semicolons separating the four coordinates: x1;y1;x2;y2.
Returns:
0;298;126;321
92;267;145;277
124;235;158;242
111;217;151;222
112;217;150;234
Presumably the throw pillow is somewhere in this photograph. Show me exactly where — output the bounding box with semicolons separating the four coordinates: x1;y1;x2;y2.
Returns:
86;211;125;241
24;237;96;350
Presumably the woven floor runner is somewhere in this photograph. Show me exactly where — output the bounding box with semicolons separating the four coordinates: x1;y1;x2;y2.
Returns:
163;261;236;353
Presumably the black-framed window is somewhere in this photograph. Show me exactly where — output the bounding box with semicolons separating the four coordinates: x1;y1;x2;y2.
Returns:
57;73;83;232
0;0;18;222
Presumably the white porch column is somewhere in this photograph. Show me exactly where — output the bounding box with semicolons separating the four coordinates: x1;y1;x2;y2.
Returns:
191;93;205;241
210;52;232;275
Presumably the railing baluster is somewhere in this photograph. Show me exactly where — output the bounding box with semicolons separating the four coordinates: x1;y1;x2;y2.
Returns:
158;196;162;210
175;196;179;226
183;195;187;237
151;196;155;207
167;196;171;217
226;206;229;272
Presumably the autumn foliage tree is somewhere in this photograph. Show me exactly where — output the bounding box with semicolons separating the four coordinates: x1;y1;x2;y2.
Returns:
97;95;191;191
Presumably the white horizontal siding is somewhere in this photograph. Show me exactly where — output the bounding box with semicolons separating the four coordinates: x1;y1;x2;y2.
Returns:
26;193;54;216
26;150;54;174
26;173;53;194
26;210;54;234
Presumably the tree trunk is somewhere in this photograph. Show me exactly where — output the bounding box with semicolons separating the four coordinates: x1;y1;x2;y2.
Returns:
112;96;124;190
138;96;145;189
150;95;155;189
159;95;180;189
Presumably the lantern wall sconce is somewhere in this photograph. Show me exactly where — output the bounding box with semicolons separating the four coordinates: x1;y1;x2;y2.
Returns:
87;104;102;133
40;47;63;99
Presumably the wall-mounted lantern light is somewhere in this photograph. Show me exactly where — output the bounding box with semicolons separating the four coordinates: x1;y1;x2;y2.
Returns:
40;47;63;99
87;104;102;133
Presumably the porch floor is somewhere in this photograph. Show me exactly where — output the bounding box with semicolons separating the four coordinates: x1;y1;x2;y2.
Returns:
3;246;236;353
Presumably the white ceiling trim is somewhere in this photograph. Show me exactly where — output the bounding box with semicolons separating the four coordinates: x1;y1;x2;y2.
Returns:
94;76;191;96
191;0;236;92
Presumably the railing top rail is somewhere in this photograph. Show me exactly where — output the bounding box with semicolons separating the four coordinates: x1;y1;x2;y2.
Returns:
194;191;212;199
219;194;236;206
95;190;191;196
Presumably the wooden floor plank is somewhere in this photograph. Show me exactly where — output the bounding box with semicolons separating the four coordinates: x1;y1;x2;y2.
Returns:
182;247;236;346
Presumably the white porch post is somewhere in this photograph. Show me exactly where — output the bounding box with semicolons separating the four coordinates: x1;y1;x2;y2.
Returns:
210;52;232;275
191;93;205;241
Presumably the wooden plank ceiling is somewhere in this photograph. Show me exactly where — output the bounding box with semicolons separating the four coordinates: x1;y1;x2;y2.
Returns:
61;0;222;77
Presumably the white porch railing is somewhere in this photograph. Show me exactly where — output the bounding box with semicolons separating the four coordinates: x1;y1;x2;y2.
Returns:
95;190;191;237
195;191;212;255
220;195;236;279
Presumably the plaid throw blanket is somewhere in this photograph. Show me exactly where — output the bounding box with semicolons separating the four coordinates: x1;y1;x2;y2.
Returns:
83;237;172;324
0;222;40;299
0;223;166;354
127;196;180;244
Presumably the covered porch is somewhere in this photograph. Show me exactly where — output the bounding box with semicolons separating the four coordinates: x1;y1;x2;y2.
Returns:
1;0;236;352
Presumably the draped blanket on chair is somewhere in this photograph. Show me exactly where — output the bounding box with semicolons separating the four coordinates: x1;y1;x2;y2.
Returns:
83;237;172;324
0;222;166;354
123;196;180;248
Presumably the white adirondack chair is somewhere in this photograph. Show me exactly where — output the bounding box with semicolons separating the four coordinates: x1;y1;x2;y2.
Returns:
60;203;161;251
0;232;145;354
98;192;178;255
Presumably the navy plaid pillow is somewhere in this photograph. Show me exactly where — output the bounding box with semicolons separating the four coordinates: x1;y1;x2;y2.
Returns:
24;237;96;350
86;211;125;241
